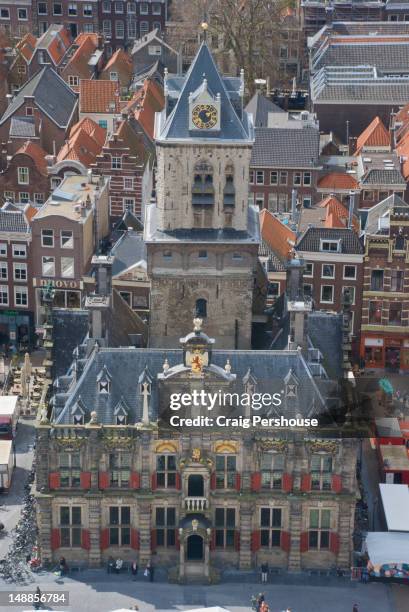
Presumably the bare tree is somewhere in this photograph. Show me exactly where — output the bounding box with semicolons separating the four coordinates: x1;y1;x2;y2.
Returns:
167;0;297;92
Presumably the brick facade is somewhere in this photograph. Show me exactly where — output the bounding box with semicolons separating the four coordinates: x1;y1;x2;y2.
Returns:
360;209;409;370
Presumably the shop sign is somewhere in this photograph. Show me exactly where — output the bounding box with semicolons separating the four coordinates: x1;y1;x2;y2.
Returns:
385;338;402;348
2;310;18;317
364;338;383;347
39;279;79;289
9;331;16;340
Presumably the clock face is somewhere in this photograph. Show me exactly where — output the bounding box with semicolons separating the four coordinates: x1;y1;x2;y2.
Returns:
192;104;218;129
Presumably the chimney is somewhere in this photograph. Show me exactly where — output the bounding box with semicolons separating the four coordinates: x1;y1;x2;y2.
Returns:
6;94;13;107
291;189;297;223
286;255;311;351
85;255;114;352
348;190;355;229
348;137;357;156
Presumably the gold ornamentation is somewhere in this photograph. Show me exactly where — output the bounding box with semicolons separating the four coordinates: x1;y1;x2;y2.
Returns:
258;439;288;452
191;351;204;374
54;436;87;451
101;431;133;450
308;440;339;454
214;440;239;454
192;104;218;129
155;440;179;453
192;448;201;461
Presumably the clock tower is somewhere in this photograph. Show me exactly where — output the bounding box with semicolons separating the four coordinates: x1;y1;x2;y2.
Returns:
144;42;259;349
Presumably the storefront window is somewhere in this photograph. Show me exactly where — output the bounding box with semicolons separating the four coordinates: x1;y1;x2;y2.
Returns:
364;346;383;366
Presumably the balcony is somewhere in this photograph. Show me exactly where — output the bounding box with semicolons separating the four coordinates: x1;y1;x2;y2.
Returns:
184;497;208;512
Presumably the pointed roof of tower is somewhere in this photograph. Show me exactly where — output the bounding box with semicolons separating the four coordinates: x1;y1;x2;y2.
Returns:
158;42;252;142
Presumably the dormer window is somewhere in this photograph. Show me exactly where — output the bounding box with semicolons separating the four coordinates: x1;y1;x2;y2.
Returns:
99;380;110;394
192;162;214;206
97;365;112;394
319;239;341;253
114;399;129;425
71;399;85;425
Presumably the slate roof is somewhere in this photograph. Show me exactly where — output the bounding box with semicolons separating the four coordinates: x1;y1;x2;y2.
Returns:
296;227;364;254
145;203;260;245
313;42;409;72
9;116;36;138
111;230;147;277
364;193;409;234
251;126;320;168
311;66;409;104
0;67;78;128
0;206;31;233
113;209;144;234
53;345;333;425
360;168;405;185
158;42;252;142
245;92;284;128
51;309;89;379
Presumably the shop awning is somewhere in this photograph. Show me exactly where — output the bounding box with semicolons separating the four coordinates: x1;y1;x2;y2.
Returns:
365;532;409;566
379;483;409;531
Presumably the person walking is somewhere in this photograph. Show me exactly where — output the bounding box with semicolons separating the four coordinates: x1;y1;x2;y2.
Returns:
149;561;154;582
131;560;138;581
115;557;123;574
353;605;359;612
107;556;115;574
144;561;151;580
260;562;269;583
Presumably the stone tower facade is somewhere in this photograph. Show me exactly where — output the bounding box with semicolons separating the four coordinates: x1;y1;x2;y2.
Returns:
145;42;259;349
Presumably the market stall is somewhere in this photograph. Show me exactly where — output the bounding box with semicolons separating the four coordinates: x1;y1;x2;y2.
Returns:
364;532;409;581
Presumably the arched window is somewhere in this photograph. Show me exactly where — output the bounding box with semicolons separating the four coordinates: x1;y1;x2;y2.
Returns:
192;161;214;206
195;298;207;318
223;163;235;207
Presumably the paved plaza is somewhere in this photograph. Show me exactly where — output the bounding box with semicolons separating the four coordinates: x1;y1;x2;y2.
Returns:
0;572;405;612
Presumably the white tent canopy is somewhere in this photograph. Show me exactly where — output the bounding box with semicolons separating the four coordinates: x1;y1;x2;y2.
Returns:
379;483;409;531
365;532;409;566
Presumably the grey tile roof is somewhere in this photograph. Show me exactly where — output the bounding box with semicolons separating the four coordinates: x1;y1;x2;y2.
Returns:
311;66;409;104
296;227;364;254
364;193;409;234
308;312;343;380
9;116;36;138
159;42;252;142
145;204;260;245
54;346;333;425
258;240;286;272
360;168;405;185
0;67;78;128
0;208;30;233
245;92;284;128
52;309;89;379
330;22;409;36
313;43;409;72
111;230;147;277
251;126;320;168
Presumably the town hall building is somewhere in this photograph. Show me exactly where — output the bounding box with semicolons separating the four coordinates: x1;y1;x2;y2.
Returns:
34;41;358;582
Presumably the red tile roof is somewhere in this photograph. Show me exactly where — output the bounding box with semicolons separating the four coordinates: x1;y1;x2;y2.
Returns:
58;117;106;166
74;32;99;47
65;35;98;86
79;79;121;114
125;78;164;140
259;208;296;261
69;116;106;147
103;49;133;76
16;33;36;62
45;28;71;65
320;195;359;231
24;204;38;222
15;141;47;175
395;102;409;126
318;172;359;190
355;116;390;154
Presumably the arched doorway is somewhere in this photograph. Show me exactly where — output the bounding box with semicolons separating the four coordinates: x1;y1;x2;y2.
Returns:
187;534;204;560
188;474;204;497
